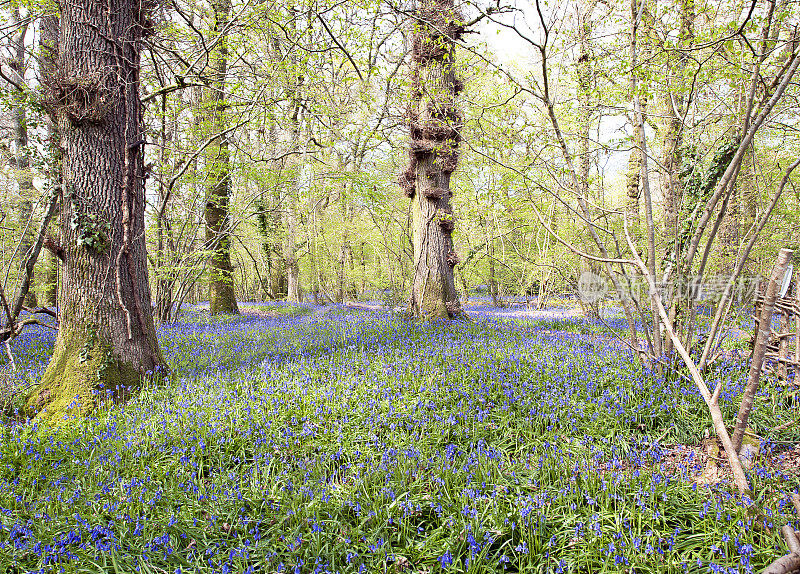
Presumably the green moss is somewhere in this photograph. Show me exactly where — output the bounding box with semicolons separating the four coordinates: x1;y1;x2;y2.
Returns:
419;298;449;319
413;269;466;321
25;326;142;426
210;284;239;315
416;273;452;320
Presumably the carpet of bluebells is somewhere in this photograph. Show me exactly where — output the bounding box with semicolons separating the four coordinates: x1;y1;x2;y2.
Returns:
1;302;799;573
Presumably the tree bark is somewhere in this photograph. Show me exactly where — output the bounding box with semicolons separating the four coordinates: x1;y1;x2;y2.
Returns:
576;4;601;320
155;92;177;323
731;248;792;451
631;0;663;367
10;8;37;308
336;156;350;303
488;234;500;307
360;241;367;297
662;0;693;241
662;0;695;240
256;122;287;299
660;0;693;359
285;203;301;302
28;0;167;424
625;148;641;226
282;24;304;305
625;0;644;228
43;252;58;307
720;84;751;274
41;9;61;309
204;0;239;315
402;0;464;319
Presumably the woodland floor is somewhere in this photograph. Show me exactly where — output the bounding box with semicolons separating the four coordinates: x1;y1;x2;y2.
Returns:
0;300;798;573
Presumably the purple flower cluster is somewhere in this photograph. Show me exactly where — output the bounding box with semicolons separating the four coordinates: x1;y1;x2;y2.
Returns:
0;306;796;572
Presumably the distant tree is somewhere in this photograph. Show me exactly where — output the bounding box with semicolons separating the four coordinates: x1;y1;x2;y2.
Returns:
41;9;61;308
0;5;60;347
204;0;239;315
27;0;167;423
8;7;37;309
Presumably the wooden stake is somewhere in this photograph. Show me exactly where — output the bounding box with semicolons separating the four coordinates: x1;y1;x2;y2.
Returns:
795;281;799;376
779;307;790;379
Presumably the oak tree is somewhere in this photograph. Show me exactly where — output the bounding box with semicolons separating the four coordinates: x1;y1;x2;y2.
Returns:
27;0;167;423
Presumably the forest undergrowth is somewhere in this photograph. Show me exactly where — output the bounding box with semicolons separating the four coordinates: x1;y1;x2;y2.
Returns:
0;304;798;573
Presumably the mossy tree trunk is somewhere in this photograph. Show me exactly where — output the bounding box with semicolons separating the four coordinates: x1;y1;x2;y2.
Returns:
576;4;601;321
155;91;178;323
359;241;367;297
626;0;654;231
661;0;692;239
625;139;641;227
28;0;167;424
204;0;239;315
283;77;303;304
256;189;287;300
336;156;358;303
285;202;301;303
43;252;58;306
401;0;465;319
41;9;61;309
662;0;694;359
256;123;287;300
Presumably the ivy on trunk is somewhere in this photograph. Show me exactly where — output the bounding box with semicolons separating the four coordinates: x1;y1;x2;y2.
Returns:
28;0;167;424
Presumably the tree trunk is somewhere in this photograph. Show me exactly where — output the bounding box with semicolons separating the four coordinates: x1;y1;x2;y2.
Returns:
285;203;301;302
41;9;61;309
661;0;694;360
577;5;600;320
347;241;357;300
661;110;682;240
360;241;367;297
626;0;640;226
662;0;693;242
256;189;286;299
731;248;792;451
43;252;58;307
155;94;174;323
625;147;641;227
10;8;37;308
336;153;360;303
626;0;653;230
28;0;167;424
282;32;304;305
402;0;464;319
576;7;592;202
307;189;322;305
630;0;663;367
283;143;302;303
337;211;357;303
739;149;757;231
204;0;239;315
256;123;287;299
336;161;348;304
720;183;740;274
488;242;499;307
720;82;750;275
